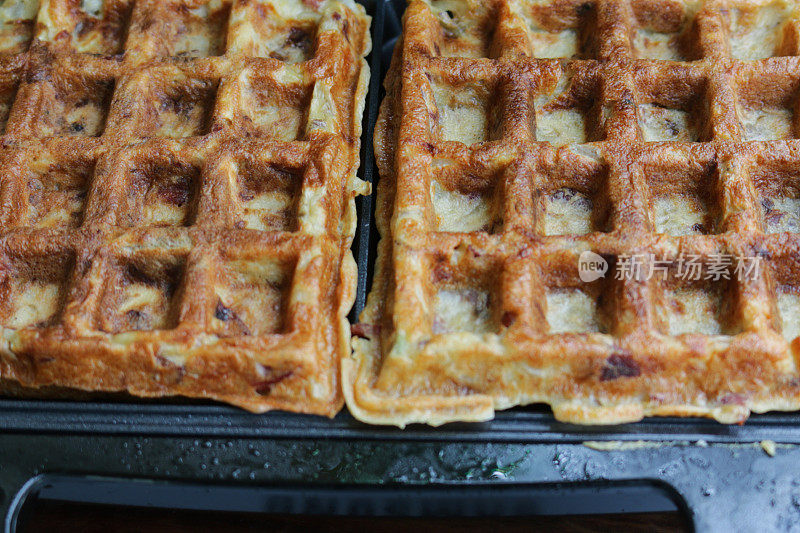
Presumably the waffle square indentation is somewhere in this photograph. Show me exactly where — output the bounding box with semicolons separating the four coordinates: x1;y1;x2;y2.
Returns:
534;69;602;145
36;0;135;55
234;158;301;232
778;287;800;342
518;0;596;59
0;251;74;329
217;67;312;140
727;0;797;60
660;273;738;336
427;75;501;145
537;160;611;236
429;159;504;233
431;255;501;335
765;254;800;341
122;71;218;138
20;151;96;229
644;160;722;236
212;256;294;336
738;71;800;141
121;154;202;227
545;287;603;333
137;0;231;58
631;0;697;61
98;253;186;333
752;160;800;233
28;74;115;137
0;0;37;54
427;0;499;58
227;0;318;61
636;72;709;143
540;256;616;334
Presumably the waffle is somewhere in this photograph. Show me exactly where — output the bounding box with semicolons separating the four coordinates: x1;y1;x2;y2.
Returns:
346;0;800;426
0;0;371;416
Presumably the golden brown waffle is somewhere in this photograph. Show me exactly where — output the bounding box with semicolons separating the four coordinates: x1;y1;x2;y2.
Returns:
347;0;800;426
0;0;371;416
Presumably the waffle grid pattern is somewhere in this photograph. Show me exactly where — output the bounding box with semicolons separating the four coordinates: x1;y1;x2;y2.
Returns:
0;0;371;416
347;0;800;425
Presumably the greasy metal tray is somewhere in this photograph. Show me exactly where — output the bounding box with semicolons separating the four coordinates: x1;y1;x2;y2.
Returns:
3;2;800;531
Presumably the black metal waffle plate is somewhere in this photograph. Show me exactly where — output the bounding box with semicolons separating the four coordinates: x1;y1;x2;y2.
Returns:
3;2;800;531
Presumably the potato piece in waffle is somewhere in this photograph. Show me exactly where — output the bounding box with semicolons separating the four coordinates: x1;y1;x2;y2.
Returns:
347;0;800;426
0;0;370;416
